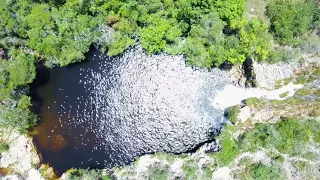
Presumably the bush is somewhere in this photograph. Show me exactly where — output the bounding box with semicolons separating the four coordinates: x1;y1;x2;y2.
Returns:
245;163;284;180
67;168;102;180
245;97;264;107
239;119;313;156
182;161;198;180
267;0;318;46
0;142;9;153
215;125;239;166
279;91;289;98
227;106;241;124
148;166;169;180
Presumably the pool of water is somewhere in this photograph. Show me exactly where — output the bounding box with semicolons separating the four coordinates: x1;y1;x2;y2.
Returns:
30;47;230;175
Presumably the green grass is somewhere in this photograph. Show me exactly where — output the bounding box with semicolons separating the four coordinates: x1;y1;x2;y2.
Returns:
294;76;308;84
215;125;239;166
275;77;293;89
102;175;113;180
269;98;304;106
245;97;265;107
279;91;289;98
295;88;312;96
295;88;320;97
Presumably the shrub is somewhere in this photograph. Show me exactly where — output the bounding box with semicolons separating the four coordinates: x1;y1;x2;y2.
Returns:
148;166;169;180
279;91;289;98
227;106;241;124
215;125;239;166
239;119;313;156
245;97;264;107
67;168;102;180
0;142;9;153
267;0;318;46
295;88;312;96
246;163;284;180
182;161;198;180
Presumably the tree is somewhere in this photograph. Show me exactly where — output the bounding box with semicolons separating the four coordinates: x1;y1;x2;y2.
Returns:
7;48;36;89
267;0;318;45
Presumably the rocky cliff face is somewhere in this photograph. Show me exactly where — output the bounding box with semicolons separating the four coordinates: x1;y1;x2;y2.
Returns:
0;129;54;180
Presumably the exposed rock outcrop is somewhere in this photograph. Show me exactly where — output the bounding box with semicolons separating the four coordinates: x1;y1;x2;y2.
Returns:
0;128;48;180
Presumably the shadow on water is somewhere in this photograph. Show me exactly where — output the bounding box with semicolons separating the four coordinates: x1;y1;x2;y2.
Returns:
30;50;117;176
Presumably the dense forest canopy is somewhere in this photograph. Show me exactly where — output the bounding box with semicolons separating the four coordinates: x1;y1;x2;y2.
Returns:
0;0;319;132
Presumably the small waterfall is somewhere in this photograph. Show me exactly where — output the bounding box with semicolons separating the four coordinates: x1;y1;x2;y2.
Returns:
212;83;303;110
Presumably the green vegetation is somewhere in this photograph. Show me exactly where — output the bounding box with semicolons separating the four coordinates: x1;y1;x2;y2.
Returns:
154;152;176;164
203;167;212;179
215;125;239;165
267;0;320;46
275;77;293;89
227;106;241;124
0;0;318;133
215;118;320;166
67;168;104;180
279;91;289;98
0;142;9;153
245;97;265;107
182;161;198;180
102;175;113;180
242;163;284;180
148;166;169;180
0;0;279;69
0;49;37;132
295;88;320;97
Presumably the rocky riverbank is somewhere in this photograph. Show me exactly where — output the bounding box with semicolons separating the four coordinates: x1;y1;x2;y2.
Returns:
0;128;53;180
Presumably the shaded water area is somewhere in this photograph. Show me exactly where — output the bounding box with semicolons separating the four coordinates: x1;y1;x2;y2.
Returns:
30;47;231;175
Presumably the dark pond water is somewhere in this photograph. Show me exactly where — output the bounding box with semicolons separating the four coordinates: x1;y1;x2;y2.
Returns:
30;49;126;175
30;47;230;176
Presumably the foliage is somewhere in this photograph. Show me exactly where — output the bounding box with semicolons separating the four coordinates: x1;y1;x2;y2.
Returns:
239;119;314;156
215;125;239;165
148;166;169;180
239;19;272;61
0;49;37;132
7;49;36;89
279;91;289;98
245;97;264;107
0;142;9;153
215;118;320;167
67;168;102;180
90;0;253;67
267;0;319;45
267;47;301;64
0;95;37;133
242;163;284;180
227;106;240;124
102;175;113;180
182;161;198;180
0;0;103;66
275;77;293;89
